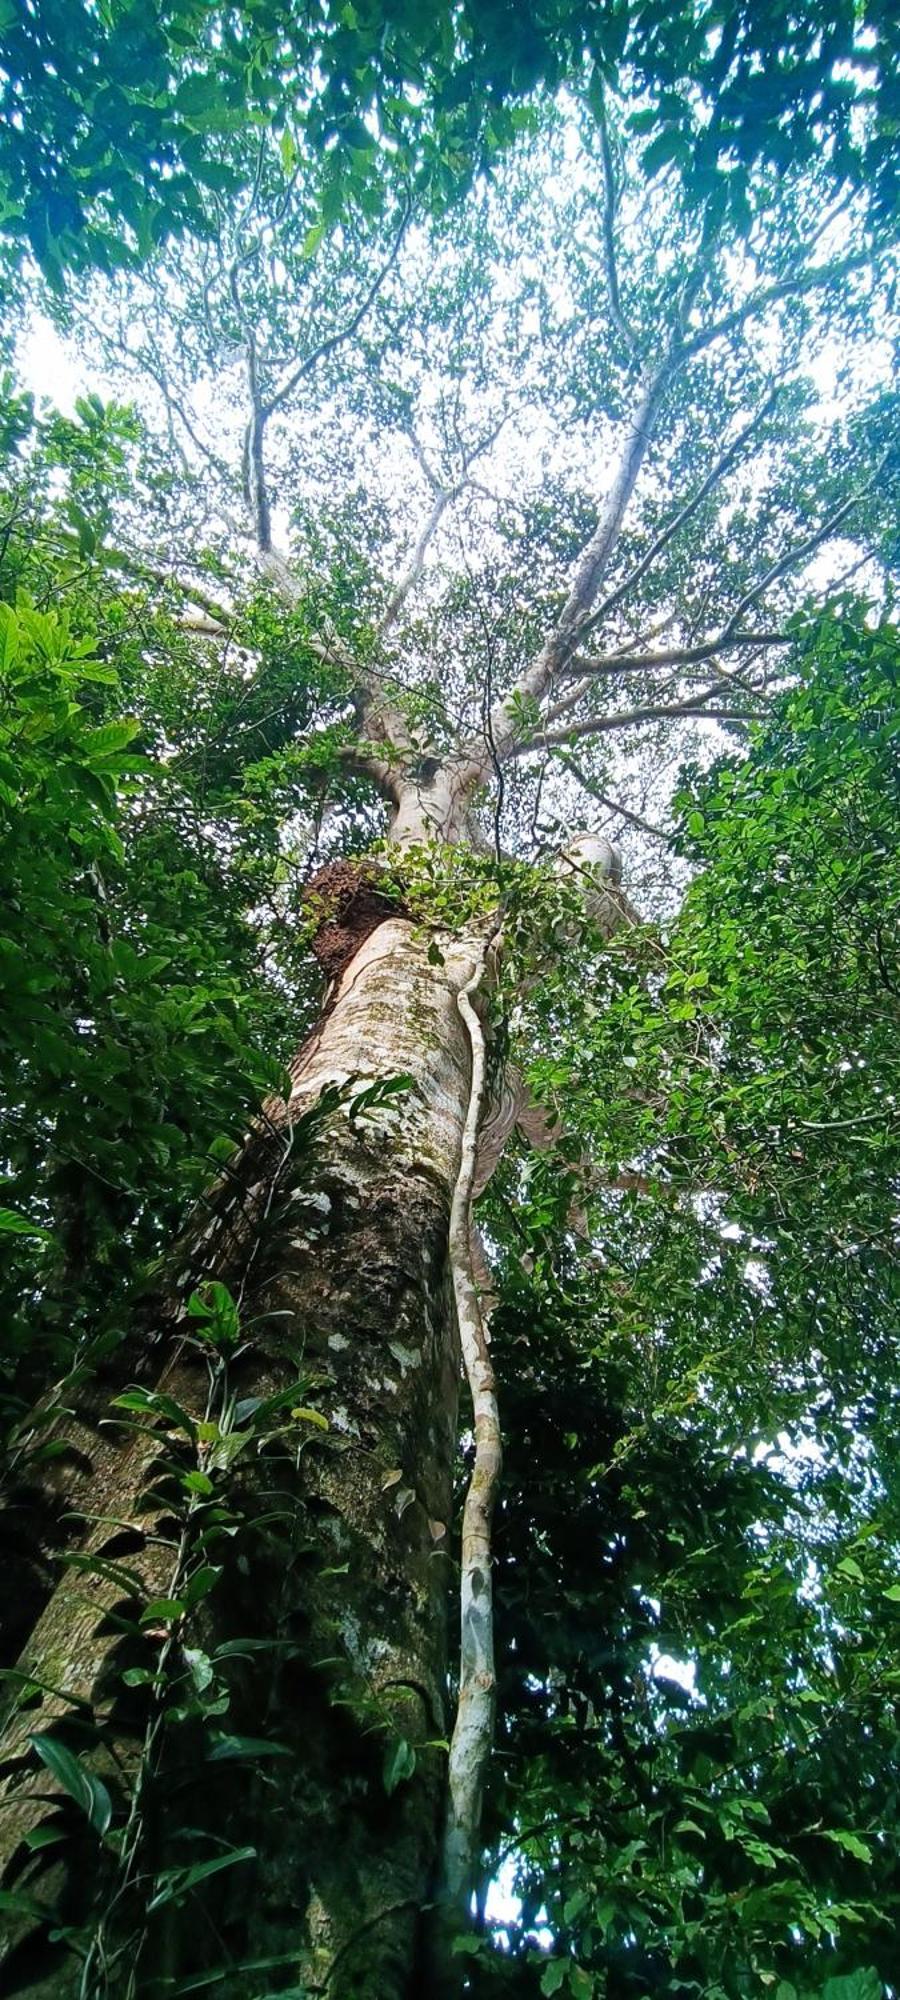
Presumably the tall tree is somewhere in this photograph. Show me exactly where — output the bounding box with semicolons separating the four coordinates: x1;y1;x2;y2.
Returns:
0;36;898;2000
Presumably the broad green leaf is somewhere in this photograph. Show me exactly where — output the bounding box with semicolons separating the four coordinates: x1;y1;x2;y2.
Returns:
819;1830;873;1864
0;1208;53;1240
83;718;140;759
29;1735;112;1835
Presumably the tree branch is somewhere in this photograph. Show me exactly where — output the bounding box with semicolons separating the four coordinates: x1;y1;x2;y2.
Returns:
718;495;861;638
457;361;676;778
514;685;764;755
577;392;779;641
376;486;459;637
571;632;789;676
596;91;636;356
553;756;674;842
681;249;871;364
263;197;412;417
377;413;511;639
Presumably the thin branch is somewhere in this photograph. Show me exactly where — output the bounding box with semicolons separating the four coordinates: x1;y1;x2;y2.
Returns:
234;134;266;237
596;91;636;355
718;495;860;638
536;630;783;729
263;196;412;417
102;551;235;630
578;392;779;641
376;487;458;637
514;687;764;755
377;413;511;639
554;756;674;842
680;249;871;364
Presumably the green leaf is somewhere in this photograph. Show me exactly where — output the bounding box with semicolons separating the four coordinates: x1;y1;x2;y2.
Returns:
140;1598;187;1625
382;1736;416;1795
540;1963;568;1997
23;1824;67;1853
0;603;19;672
301;220;326;258
184;1564;221;1608
819;1829;873;1864
181;1470;215;1497
205;1734;292;1762
83;718;140;759
147;1845;256;1910
29;1735;112;1835
110;1388;197;1437
821;1972;882;2000
187;1281;240;1345
0;1207;53;1240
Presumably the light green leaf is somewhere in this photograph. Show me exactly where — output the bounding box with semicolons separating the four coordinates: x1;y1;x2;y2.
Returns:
0;1207;53;1240
382;1737;416;1795
819;1829;873;1864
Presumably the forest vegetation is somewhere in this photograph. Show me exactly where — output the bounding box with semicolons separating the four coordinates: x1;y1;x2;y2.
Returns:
0;3;898;1997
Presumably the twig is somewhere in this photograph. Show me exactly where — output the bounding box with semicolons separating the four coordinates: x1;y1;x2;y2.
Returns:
263;196;412;417
555;756;674;842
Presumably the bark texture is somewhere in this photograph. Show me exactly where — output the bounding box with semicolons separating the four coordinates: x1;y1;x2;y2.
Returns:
0;912;480;1999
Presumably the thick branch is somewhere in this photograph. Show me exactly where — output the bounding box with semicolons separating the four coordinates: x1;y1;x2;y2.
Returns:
558;367;674;646
572;632;789;676
515;686;764;755
458;363;675;778
245;332;272;553
459;236;872;787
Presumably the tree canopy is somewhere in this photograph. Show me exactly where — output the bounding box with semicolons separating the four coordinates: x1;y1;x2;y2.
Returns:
1;0;897;285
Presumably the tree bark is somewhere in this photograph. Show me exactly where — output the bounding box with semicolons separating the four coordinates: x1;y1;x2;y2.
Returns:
0;912;480;1999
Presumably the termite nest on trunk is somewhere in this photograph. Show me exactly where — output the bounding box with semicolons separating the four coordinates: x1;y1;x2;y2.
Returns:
303;858;407;984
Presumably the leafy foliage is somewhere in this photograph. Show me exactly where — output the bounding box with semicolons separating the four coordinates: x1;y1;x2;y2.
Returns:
1;13;899;1997
475;610;900;1992
0;386;360;1424
2;0;895;286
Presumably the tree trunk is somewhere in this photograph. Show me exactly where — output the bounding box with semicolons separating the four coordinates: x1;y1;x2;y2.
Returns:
0;908;481;1998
